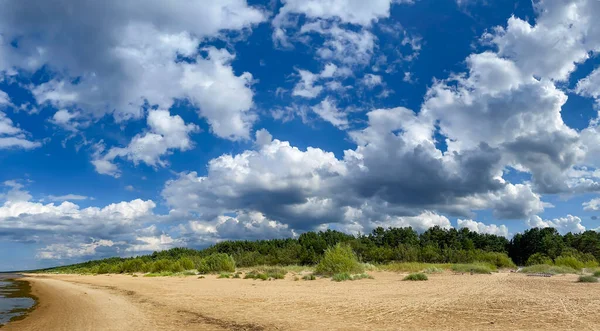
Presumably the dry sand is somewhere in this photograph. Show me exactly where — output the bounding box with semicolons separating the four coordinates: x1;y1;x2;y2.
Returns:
5;271;600;331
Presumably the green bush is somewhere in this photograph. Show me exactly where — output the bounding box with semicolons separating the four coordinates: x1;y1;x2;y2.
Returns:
555;255;585;270
332;273;353;282
526;253;553;266
519;264;578;274
197;253;236;274
593;271;600;277
302;274;316;281
578;275;598;283
150;259;173;273
315;243;364;276
451;263;493;274
218;273;232;278
403;273;428;281
170;261;184;273
179;257;195;270
97;263;112;274
476;252;516;268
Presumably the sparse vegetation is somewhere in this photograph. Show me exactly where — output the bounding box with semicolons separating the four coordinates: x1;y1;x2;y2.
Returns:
331;272;373;282
302;274;316;281
578;275;599;283
593;271;600;277
519;264;578;275
218;273;232;279
451;263;494;274
423;266;444;274
332;272;353;282
403;273;428;281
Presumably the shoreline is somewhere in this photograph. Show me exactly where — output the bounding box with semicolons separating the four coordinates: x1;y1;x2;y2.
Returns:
0;276;38;328
4;272;600;330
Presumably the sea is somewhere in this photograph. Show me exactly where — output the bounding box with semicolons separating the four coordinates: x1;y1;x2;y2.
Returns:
0;274;36;326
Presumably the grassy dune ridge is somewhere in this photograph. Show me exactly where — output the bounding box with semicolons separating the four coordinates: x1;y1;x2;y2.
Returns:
36;226;600;281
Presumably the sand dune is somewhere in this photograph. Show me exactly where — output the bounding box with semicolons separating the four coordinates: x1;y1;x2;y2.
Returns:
5;272;600;330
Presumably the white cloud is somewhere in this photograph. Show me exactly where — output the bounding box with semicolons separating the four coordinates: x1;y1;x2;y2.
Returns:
457;219;509;237
485;0;600;81
526;215;586;234
126;234;181;253
311;98;349;129
49;109;83;132
583;197;600;211
0;1;264;140
301;22;376;66
274;0;395;27
0;111;41;150
361;74;383;88
292;69;324;98
92;109;198;176
37;240;116;260
422;51;583;194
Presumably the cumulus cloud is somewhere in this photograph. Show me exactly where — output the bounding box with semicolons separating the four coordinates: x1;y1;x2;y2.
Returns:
162;106;546;236
526;215;586;234
457;219;509;238
0;0;264;140
92;109;198;177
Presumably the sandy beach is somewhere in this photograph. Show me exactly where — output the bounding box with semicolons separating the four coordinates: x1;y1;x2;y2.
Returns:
5;272;600;331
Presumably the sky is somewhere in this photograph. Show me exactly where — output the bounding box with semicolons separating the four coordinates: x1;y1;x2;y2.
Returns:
1;0;600;270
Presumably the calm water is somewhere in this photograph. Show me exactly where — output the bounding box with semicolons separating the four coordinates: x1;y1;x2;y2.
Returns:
0;274;35;326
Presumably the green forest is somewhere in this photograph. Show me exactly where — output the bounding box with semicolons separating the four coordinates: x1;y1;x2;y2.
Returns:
40;226;600;275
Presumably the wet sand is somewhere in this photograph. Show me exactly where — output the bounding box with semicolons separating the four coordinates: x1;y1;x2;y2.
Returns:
5;272;600;330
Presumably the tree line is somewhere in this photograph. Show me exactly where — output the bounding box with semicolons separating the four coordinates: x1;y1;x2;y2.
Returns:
40;226;600;274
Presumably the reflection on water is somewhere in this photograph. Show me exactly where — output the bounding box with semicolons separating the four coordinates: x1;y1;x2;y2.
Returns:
0;274;36;326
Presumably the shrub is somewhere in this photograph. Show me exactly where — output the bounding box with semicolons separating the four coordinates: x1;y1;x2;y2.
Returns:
170;261;185;273
121;259;145;273
593;271;600;277
218;273;232;279
97;263;112;274
477;252;516;269
233;273;241;279
519;264;578;274
451;263;493;274
403;273;428;281
151;259;173;273
332;273;353;282
526;253;553;266
179;257;195;270
315;243;364;276
555;255;585;270
197;253;236;274
302;274;316;281
578;275;598;283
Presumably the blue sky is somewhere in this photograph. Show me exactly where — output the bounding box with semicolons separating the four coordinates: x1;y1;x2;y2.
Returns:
1;0;600;270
